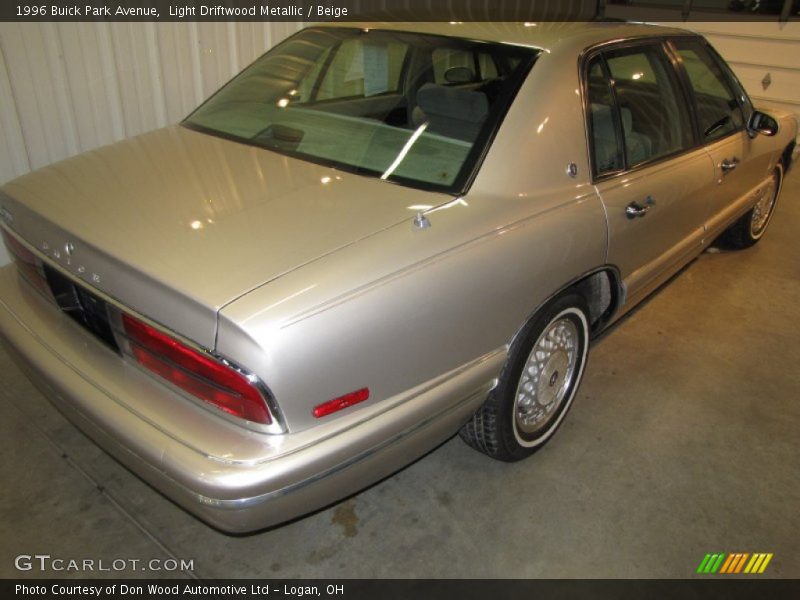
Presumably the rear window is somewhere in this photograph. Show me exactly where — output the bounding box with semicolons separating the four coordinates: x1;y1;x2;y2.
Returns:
184;27;538;193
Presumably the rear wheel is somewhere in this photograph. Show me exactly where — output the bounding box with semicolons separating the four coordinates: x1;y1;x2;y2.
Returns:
460;293;590;462
721;163;783;249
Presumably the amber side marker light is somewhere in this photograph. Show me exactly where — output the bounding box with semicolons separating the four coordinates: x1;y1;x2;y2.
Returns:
313;388;370;418
121;314;272;425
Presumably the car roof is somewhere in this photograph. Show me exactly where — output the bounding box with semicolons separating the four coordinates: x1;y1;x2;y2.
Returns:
320;21;699;53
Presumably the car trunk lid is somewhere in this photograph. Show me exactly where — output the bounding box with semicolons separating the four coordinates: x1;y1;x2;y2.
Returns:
0;125;445;349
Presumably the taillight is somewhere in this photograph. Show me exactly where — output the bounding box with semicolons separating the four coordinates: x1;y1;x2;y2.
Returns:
121;313;272;425
1;227;36;263
1;227;50;296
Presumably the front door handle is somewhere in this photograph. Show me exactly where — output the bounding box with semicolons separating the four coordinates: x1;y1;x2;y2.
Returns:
626;196;656;219
720;158;739;174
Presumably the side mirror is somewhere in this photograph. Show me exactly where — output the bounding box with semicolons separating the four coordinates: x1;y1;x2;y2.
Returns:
748;110;779;137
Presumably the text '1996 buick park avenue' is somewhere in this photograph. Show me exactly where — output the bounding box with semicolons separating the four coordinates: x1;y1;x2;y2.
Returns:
0;22;796;532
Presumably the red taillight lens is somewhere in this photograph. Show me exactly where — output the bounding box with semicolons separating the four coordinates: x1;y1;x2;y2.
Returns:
1;228;50;296
1;228;36;264
121;314;271;425
313;388;370;419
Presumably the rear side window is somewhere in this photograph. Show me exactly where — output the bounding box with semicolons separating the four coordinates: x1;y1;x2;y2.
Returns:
585;43;693;177
604;45;693;166
673;40;745;142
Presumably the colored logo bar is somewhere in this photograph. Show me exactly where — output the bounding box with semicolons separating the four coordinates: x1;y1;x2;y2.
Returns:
697;553;773;574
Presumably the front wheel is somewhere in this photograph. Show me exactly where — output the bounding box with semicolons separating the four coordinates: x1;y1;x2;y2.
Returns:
721;163;783;249
460;293;590;462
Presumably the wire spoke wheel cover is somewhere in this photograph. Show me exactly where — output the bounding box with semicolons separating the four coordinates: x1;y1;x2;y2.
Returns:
514;316;579;435
510;304;589;448
720;162;783;250
750;169;779;238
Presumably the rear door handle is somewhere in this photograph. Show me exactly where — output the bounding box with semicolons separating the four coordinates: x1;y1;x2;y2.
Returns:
626;196;655;219
720;158;739;174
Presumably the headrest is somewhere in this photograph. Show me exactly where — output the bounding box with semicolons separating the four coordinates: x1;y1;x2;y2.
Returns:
416;83;489;124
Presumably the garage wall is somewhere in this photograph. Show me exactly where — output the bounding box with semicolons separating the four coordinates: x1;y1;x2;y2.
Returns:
0;21;304;264
0;21;305;179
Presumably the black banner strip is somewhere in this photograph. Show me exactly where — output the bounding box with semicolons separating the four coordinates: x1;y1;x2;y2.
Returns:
2;0;798;22
4;579;800;600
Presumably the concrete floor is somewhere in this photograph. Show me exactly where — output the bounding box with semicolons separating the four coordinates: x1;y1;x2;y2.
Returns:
1;171;798;580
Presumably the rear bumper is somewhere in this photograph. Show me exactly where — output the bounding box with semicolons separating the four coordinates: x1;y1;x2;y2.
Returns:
0;266;502;532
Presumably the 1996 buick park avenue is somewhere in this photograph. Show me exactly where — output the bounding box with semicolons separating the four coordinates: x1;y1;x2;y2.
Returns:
0;22;795;532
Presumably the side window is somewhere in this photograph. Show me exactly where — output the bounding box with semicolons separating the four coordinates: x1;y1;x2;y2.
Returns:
586;57;624;176
604;44;693;166
673;40;745;142
316;39;408;101
714;49;753;123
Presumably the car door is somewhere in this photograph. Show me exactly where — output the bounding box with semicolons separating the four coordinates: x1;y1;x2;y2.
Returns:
585;42;716;306
669;38;773;241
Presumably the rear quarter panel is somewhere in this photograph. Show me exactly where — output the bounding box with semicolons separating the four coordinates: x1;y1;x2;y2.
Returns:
217;46;610;433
